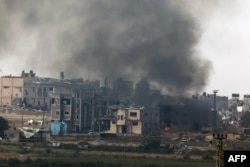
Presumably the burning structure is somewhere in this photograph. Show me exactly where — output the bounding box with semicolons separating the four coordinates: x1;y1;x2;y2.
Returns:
0;0;219;135
160;98;211;132
0;70;220;134
0;0;211;96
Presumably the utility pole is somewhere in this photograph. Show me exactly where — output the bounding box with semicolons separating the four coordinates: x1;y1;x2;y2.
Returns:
212;90;218;132
42;109;45;129
213;133;227;167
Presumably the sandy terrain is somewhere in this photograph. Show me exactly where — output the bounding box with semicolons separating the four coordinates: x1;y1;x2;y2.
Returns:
0;109;51;129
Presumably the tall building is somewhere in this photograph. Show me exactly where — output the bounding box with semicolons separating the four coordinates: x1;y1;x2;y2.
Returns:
50;80;103;133
243;95;250;112
228;93;242;112
50;92;85;133
197;92;229;111
160;103;211;132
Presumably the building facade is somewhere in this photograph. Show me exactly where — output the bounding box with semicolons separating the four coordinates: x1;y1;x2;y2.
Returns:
243;95;250;112
108;108;160;135
160;102;211;132
228;93;243;112
0;76;24;107
197;92;229;111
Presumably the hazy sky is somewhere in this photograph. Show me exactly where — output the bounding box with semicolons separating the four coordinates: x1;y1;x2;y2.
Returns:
0;0;249;98
197;0;250;98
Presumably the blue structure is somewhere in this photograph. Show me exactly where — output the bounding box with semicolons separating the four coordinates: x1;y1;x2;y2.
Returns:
51;122;67;135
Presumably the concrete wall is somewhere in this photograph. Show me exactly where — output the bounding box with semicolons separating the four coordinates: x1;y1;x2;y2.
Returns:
131;121;142;134
141;108;160;134
128;109;140;120
51;94;72;121
0;76;24;106
200;93;229;111
117;109;126;125
113;108;143;135
109;119;117;133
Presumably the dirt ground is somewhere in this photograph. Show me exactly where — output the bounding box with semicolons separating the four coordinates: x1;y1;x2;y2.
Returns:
0;153;38;160
0;147;192;161
0;109;51;129
0;109;248;162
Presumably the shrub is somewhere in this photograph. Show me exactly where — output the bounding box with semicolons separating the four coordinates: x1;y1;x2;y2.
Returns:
202;153;214;161
46;148;52;154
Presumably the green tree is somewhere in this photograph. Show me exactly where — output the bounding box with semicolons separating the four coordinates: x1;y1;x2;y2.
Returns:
143;136;161;150
0;116;9;138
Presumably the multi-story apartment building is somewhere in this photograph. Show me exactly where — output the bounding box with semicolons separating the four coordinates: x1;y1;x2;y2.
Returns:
160;103;211;132
108;108;160;135
0;75;24;107
23;71;85;111
243;95;250;112
195;92;229;111
228;93;243;112
51;93;85;133
50;80;103;133
0;70;104;134
0;70;57;109
142;108;160;134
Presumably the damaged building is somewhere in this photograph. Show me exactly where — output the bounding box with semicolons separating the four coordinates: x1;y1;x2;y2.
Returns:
0;70;213;135
107;107;160;135
160;99;211;132
49;77;107;133
51;93;86;133
193;92;229;111
22;71;85;111
0;75;24;107
0;70;108;134
19;127;50;142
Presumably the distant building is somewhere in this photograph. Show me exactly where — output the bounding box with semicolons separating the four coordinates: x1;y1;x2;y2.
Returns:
23;73;85;110
0;75;24;107
50;85;102;133
108;108;160;135
194;92;228;111
160;102;211;132
243;95;250;112
90;95;108;132
228;93;243;112
141;108;160;134
232;93;240;99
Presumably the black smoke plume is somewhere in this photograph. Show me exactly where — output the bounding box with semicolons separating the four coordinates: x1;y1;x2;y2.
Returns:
0;0;211;95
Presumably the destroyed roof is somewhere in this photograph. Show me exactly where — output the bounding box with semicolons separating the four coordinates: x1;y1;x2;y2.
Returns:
25;77;84;85
24;77;100;88
19;127;50;139
19;127;40;138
